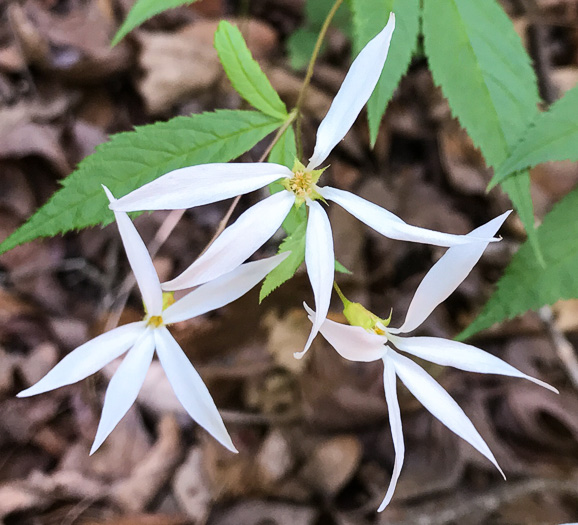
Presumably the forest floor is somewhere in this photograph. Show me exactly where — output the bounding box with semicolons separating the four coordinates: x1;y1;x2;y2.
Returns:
1;0;578;524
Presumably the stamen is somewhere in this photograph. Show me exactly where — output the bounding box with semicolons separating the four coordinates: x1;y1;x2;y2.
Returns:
147;315;164;328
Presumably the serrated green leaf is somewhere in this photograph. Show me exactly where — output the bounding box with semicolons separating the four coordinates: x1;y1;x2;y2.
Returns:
350;0;420;145
260;221;307;301
458;186;578;340
422;0;541;255
500;172;544;265
490;84;578;189
112;0;198;46
0;110;283;255
214;21;287;119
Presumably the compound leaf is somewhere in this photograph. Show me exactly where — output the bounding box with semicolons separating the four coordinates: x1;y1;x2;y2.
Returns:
0;110;283;255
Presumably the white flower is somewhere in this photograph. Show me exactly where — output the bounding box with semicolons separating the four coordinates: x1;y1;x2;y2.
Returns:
17;186;289;455
110;13;497;358
304;211;558;511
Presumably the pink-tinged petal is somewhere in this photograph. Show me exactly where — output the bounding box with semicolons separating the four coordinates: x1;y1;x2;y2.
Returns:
103;186;163;316
388;334;558;393
17;322;146;397
163;253;290;324
303;303;386;362
111;163;291;212
320;187;499;248
90;330;155;455
390;350;505;479
307;14;396;169
154;328;236;452
163;191;295;291
395;211;511;334
378;356;405;512
295;202;334;358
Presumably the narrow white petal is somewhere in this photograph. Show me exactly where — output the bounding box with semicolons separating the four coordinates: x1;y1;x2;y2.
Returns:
295;202;334;358
388;334;558;393
111;163;291;212
155;328;236;452
307;14;396;169
90;330;155;455
163;253;290;324
17;322;146;397
378;357;405;512
390;350;505;478
321;187;500;247
103;186;163;316
303;303;386;362
163;191;295;291
396;211;511;333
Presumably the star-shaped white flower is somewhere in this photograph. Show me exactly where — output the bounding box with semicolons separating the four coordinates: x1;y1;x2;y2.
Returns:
304;211;558;511
17;187;289;455
110;13;498;357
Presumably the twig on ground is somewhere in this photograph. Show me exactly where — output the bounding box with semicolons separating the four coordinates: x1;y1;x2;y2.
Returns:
539;305;578;389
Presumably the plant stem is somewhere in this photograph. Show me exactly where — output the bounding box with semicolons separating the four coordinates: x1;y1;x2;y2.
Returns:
333;281;350;306
294;0;344;159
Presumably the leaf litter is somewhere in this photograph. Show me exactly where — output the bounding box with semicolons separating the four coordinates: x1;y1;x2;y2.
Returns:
0;0;578;524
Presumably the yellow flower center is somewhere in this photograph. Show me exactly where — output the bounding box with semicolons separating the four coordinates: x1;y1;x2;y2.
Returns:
281;159;326;206
287;170;314;200
147;315;164;328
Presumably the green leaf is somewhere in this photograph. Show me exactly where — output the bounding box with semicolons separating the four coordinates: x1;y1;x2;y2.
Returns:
112;0;199;46
458;186;578;339
501;172;545;266
350;0;421;145
268;125;307;235
422;0;541;255
214;21;287;119
287;0;352;70
287;27;320;70
260;221;307;302
335;260;351;274
490;84;578;189
0;110;283;255
268;124;297;168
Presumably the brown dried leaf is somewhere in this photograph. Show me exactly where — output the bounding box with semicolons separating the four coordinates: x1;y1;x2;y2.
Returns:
14;0;131;81
173;448;213;523
299;435;362;496
113;415;183;511
138;19;278;113
209;500;317;525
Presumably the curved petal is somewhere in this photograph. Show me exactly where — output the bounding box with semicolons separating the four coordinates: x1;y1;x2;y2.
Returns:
154;328;236;452
104;186;163;316
389;350;505;478
388;334;558;393
378;356;405;512
163;191;295;290
90;330;155;455
17;322;146;397
111;163;291;212
307;14;396;169
295;202;334;358
321;187;499;248
164;253;290;324
303;303;386;362
395;211;511;333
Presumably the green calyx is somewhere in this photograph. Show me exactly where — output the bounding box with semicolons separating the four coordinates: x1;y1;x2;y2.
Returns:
334;283;391;335
162;291;175;310
281;159;327;207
